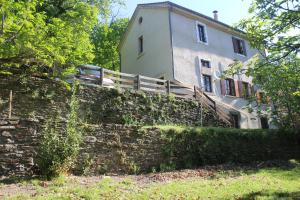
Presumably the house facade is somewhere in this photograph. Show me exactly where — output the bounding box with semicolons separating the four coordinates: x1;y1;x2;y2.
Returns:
119;1;270;129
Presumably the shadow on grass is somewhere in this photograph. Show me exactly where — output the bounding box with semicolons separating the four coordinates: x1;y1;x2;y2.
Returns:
0;176;42;185
207;159;300;178
241;191;300;200
0;159;299;185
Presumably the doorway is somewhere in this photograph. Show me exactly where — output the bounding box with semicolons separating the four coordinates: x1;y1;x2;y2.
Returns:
260;117;269;129
230;113;240;129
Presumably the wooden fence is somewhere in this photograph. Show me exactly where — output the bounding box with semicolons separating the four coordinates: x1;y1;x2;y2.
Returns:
194;86;232;125
77;66;233;126
78;66;196;98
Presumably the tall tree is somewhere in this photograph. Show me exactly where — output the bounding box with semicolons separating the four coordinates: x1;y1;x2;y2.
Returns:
225;0;300;128
92;17;128;71
94;0;125;23
0;0;98;76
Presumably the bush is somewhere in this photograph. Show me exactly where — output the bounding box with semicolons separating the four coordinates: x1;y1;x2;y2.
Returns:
159;126;300;170
37;82;82;178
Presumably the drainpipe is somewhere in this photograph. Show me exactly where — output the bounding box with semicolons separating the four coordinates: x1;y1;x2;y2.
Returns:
168;6;175;80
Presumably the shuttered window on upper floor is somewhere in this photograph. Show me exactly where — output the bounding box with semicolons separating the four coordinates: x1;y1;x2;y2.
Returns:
197;23;208;44
232;37;247;56
242;82;250;98
138;36;143;54
225;78;236;96
221;79;252;98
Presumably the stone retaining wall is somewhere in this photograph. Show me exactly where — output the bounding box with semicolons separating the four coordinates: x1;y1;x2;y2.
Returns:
1;118;299;178
75;124;165;175
0;119;165;177
0;75;229;178
0;75;229;127
0;119;39;177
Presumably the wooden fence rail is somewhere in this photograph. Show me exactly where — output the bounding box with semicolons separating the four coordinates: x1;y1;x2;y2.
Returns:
76;66;233;127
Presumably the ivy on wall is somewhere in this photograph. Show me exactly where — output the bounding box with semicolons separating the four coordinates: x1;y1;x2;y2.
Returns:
0;75;229;127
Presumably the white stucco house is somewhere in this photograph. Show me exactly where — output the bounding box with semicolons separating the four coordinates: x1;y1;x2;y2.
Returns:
119;1;270;129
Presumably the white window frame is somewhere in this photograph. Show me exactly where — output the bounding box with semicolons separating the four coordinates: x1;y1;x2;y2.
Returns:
196;21;208;45
232;36;247;57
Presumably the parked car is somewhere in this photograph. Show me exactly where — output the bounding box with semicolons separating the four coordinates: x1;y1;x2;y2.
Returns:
65;64;114;87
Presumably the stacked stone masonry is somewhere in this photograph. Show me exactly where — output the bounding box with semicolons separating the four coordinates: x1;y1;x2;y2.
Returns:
0;119;39;177
0;75;229;177
0;119;166;177
0;75;229;127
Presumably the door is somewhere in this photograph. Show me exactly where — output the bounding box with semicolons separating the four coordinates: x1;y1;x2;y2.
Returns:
260;117;269;129
230;113;240;128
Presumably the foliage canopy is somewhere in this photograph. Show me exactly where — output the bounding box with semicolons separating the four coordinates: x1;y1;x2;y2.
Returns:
225;0;300;128
92;17;129;71
0;0;127;75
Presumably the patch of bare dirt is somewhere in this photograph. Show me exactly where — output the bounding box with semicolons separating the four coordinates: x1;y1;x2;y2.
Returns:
0;183;36;198
0;160;297;198
132;168;216;185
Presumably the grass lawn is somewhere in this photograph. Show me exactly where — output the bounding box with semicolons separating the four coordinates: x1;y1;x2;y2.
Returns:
2;161;300;200
135;168;300;200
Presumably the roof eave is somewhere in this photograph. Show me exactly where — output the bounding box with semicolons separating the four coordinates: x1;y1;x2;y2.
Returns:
119;1;247;52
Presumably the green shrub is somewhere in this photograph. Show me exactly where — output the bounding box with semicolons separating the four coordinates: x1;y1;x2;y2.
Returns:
38;82;82;178
158;126;300;170
159;162;177;172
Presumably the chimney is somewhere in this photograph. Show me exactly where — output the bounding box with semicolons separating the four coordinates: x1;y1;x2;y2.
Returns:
213;10;218;21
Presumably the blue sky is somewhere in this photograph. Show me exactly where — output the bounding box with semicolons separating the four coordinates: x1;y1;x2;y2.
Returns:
117;0;253;25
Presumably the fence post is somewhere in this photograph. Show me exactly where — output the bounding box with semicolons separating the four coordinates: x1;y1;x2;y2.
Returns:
194;86;197;99
8;90;12;119
213;101;216;111
200;96;203;127
99;68;104;86
166;80;170;94
136;75;141;90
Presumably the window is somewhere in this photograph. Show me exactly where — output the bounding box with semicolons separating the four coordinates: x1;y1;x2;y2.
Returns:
260;117;269;129
138;36;143;54
138;17;143;24
201;59;210;68
242;82;250;98
232;37;246;56
230;113;240;128
197;23;207;43
203;75;212;92
257;92;265;104
225;78;235;96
